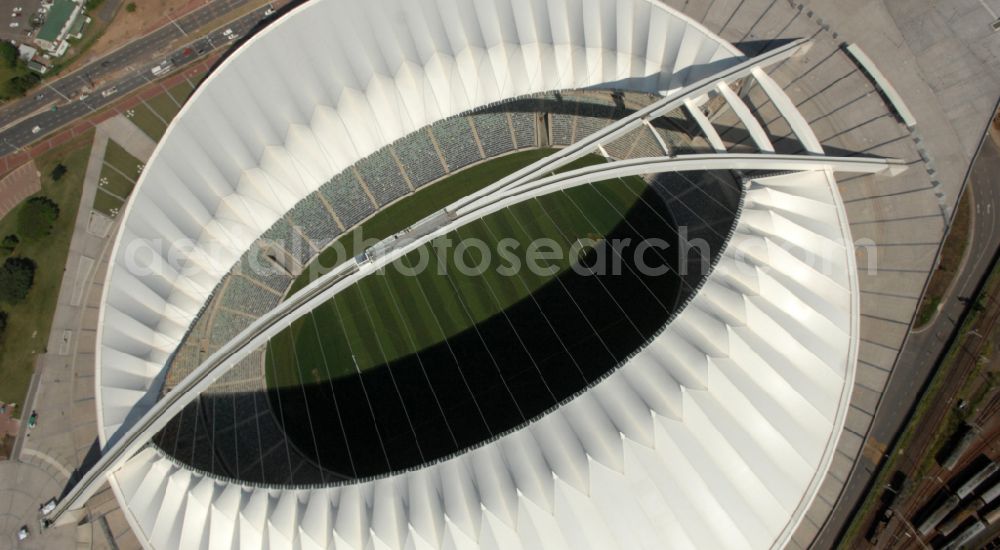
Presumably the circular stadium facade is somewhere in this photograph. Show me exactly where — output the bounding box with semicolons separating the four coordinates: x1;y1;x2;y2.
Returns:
92;0;865;548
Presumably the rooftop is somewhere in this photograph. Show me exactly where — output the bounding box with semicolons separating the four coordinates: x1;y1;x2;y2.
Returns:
36;0;77;43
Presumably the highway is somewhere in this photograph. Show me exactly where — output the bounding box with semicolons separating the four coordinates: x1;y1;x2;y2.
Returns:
0;0;274;155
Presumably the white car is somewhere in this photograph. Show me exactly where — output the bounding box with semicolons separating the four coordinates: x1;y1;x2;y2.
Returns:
8;22;18;28
226;33;238;41
40;498;56;515
100;86;117;98
30;125;40;134
17;526;28;540
13;7;22;13
222;28;233;36
264;7;275;16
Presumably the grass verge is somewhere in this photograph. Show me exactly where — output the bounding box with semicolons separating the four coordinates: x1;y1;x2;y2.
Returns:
125;102;167;141
915;190;971;328
92;187;124;217
166;80;195;105
146;89;183;122
103;140;143;179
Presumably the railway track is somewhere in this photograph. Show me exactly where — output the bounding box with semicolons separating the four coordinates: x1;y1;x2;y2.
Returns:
871;290;1000;547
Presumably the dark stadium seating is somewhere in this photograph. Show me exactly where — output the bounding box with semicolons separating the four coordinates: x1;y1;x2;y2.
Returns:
287;194;342;252
354;149;410;205
392;129;446;188
319;170;375;229
221;275;282;317
470;113;516;157
431;117;483;171
551;113;574;146
510;112;537;148
209;309;253;347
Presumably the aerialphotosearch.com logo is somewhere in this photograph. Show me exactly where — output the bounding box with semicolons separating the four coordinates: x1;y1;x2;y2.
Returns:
119;226;880;283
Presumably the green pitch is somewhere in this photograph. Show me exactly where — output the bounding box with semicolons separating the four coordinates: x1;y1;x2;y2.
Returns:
265;150;648;389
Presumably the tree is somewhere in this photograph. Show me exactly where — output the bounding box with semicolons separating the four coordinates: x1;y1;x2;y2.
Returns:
0;234;18;255
50;163;67;182
0;257;35;304
0;311;7;340
0;43;17;69
17;196;59;240
8;72;40;96
125;2;137;12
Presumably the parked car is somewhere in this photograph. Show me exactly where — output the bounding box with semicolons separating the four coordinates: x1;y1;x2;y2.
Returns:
9;22;18;28
100;86;117;98
30;125;40;135
40;498;56;515
17;526;28;541
264;7;275;16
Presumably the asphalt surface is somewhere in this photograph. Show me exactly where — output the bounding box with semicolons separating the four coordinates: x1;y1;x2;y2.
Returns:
815;125;1000;548
0;0;273;155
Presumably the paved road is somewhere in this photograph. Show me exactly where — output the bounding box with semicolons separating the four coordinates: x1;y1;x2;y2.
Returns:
0;0;274;156
815;124;1000;548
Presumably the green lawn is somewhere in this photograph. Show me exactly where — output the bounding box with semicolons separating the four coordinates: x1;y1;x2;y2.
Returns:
92;187;124;217
124;85;193;142
98;163;134;199
266;150;647;388
125;103;167;141
0;130;94;407
103;140;143;180
166;81;195;106
146;90;182;123
93;140;141;217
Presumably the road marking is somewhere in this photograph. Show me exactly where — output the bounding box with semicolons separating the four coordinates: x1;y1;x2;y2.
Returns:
978;0;999;20
168;14;188;36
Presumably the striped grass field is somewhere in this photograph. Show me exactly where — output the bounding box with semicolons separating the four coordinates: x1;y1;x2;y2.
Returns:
266;150;647;389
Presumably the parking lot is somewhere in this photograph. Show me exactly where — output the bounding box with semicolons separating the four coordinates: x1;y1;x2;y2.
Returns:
0;0;48;44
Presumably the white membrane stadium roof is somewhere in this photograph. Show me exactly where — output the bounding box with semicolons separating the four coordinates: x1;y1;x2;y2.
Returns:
91;0;860;548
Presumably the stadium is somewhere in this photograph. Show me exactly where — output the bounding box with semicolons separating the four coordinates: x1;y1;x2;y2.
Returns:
51;0;923;548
